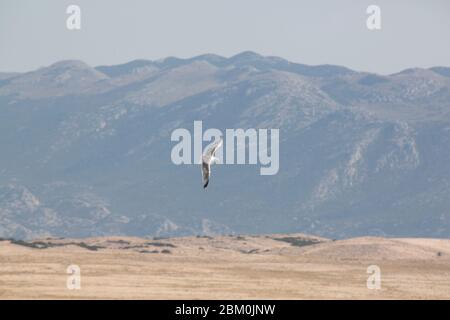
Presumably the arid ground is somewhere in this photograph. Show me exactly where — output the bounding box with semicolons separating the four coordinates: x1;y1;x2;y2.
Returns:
1;234;450;299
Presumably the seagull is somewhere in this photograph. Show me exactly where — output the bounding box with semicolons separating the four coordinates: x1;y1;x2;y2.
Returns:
202;137;223;189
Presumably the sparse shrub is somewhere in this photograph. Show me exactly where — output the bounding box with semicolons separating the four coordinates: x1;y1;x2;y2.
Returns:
9;239;104;251
139;250;159;254
240;249;258;254
124;244;146;249
108;239;130;244
145;242;176;248
273;237;321;247
196;235;213;240
75;242;103;251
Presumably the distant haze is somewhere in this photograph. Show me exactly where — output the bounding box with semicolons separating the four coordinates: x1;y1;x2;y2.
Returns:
1;0;450;74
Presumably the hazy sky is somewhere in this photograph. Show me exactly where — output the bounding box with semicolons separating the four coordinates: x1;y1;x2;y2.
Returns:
1;0;450;74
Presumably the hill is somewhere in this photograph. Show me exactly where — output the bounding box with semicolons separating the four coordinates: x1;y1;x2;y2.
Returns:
1;52;450;239
1;234;449;299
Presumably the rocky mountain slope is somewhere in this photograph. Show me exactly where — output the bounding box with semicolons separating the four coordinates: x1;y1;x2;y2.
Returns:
1;52;449;239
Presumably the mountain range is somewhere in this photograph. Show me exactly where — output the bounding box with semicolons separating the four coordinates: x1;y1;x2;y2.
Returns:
1;51;450;239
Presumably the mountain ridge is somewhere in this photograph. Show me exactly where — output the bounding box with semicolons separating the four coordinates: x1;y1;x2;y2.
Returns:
3;51;450;78
1;52;449;240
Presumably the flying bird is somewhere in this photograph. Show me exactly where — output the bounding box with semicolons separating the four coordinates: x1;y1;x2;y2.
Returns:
202;137;223;189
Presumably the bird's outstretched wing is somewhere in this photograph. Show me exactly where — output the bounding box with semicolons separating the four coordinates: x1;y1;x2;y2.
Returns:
201;137;223;189
202;161;210;189
203;138;223;163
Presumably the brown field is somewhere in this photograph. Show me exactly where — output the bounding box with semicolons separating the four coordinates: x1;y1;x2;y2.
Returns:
1;234;450;299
